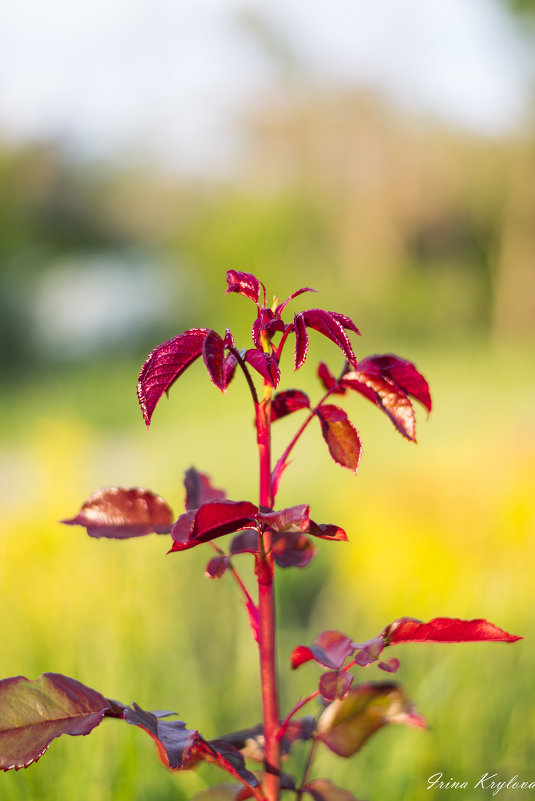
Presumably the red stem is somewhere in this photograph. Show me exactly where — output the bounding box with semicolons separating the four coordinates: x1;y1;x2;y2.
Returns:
256;392;281;801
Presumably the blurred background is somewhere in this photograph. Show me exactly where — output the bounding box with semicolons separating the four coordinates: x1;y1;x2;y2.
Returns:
1;1;534;799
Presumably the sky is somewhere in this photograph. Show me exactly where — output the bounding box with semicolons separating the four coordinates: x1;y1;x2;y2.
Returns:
1;0;533;173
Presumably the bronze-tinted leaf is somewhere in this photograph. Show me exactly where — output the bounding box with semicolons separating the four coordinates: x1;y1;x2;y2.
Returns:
342;370;416;441
62;487;173;539
315;405;362;473
184;468;226;511
317;683;425;758
358;354;431;412
0;673;111;770
258;504;310;532
137;328;210;426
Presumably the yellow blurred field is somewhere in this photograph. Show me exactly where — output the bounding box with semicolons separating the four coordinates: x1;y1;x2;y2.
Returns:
1;339;533;800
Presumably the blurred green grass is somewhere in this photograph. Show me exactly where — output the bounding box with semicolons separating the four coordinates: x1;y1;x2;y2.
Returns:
1;338;533;800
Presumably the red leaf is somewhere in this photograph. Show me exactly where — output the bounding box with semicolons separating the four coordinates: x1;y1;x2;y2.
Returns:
252;307;277;349
301;309;358;368
317;362;346;394
170;501;258;552
315;405;362;473
244;350;280;387
203;330;226;390
226;270;263;304
271;390;310;422
245;597;260;643
291;631;354;670
258;504;310;532
184;468;226;511
358;354;432;412
62;487;173;539
319;671;354;702
205;555;229;579
328;312;361;337
137;328;211;426
307;520;348;541
385;617;522;645
0;673;111;770
272;532;316;568
342;370;416;441
294;313;309;369
223;353;238;389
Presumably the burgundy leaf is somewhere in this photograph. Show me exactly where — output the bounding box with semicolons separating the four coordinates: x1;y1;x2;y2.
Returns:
294;313;309;369
244;349;280;387
319;671;354;702
223;353;238;389
271;390;310;422
315;405;362;473
385;617;522;645
205;555;229;579
0;673;111;770
170;501;258;552
317;683;426;758
358;354;431;412
307;520;348;542
352;636;385;667
258;504;310;532
252;307;275;350
230;529;259;555
62;487;173;539
184;468;226;511
274;287;317;317
226;270;263;304
342;370;416;441
272;532;317;569
203;330;226;391
123;703;200;770
205;741;260;790
137;328;210;426
317;362;346;394
304;778;363;801
301;309;358;368
291;631;354;670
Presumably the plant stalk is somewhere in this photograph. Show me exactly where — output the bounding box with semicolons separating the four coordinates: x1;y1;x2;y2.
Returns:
256;392;281;801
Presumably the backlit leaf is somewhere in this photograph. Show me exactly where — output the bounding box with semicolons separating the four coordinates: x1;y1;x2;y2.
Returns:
271;390;310;422
184;468;226;511
317;683;425;758
385;617;522;645
304;778;363;801
244;350;280;387
274;286;317;317
226;270;263;304
315;405;362;472
203;330;227;390
62;487;173;539
358;354;431;412
0;673;111;770
138;328;210;426
342;370;416;441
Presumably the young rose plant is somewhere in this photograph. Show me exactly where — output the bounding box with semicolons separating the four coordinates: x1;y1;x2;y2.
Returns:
0;270;520;800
